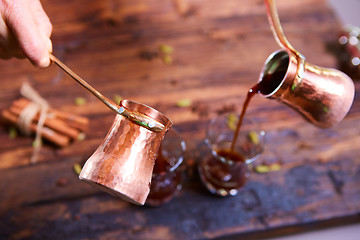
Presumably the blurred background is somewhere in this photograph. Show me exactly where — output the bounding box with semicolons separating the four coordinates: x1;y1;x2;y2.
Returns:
328;0;360;26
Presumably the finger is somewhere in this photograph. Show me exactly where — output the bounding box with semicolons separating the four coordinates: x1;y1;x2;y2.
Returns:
3;0;50;67
31;1;53;56
0;15;25;59
43;35;52;55
31;0;52;38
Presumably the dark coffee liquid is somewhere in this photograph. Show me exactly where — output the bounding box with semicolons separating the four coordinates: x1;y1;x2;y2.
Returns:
199;149;248;194
146;148;182;206
230;84;259;152
258;70;286;95
152;145;168;174
230;64;287;151
216;149;246;162
258;51;289;95
200;53;288;195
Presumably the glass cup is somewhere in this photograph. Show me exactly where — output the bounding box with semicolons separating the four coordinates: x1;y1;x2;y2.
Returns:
145;128;186;207
198;114;265;197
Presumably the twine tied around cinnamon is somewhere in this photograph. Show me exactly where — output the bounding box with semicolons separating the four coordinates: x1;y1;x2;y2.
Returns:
18;82;49;164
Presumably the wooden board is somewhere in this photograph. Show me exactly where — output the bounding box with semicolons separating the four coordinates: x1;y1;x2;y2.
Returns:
1;0;359;239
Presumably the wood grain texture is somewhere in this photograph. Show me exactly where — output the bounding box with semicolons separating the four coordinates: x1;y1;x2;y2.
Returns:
0;0;359;239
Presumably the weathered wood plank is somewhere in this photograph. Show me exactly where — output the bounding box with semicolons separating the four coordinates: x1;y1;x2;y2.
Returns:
0;0;359;239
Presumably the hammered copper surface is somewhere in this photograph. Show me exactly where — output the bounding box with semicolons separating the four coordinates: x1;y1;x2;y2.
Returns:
259;0;355;128
79;100;172;205
259;50;355;128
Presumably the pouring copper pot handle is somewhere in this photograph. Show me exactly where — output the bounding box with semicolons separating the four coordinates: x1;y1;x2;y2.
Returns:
264;0;305;60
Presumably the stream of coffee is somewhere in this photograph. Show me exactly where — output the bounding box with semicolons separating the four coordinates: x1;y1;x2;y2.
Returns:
199;52;288;196
199;74;283;196
230;67;286;152
230;84;259;152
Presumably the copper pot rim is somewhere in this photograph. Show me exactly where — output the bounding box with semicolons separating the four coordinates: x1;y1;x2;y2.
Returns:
258;49;294;98
120;99;173;130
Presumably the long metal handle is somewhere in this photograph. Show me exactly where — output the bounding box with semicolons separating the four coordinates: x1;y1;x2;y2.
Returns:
49;54;164;132
264;0;304;59
50;54;119;113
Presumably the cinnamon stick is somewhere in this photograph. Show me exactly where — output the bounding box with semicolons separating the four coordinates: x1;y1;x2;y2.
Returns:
1;109;70;147
13;98;89;131
9;104;81;140
52;110;89;132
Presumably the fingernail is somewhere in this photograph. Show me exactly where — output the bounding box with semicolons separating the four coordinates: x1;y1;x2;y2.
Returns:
38;55;51;68
45;37;53;53
37;38;52;67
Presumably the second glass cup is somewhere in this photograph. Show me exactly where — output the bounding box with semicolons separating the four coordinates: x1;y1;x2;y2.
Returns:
198;114;265;197
145;128;186;207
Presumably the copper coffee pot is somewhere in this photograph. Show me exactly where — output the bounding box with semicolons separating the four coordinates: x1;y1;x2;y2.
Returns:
50;55;172;205
258;0;355;128
79;100;172;205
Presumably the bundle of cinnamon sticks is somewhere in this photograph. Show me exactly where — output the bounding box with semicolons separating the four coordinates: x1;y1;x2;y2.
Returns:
1;98;89;147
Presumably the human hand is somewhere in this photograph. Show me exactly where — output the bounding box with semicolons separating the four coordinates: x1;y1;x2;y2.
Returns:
0;0;52;68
